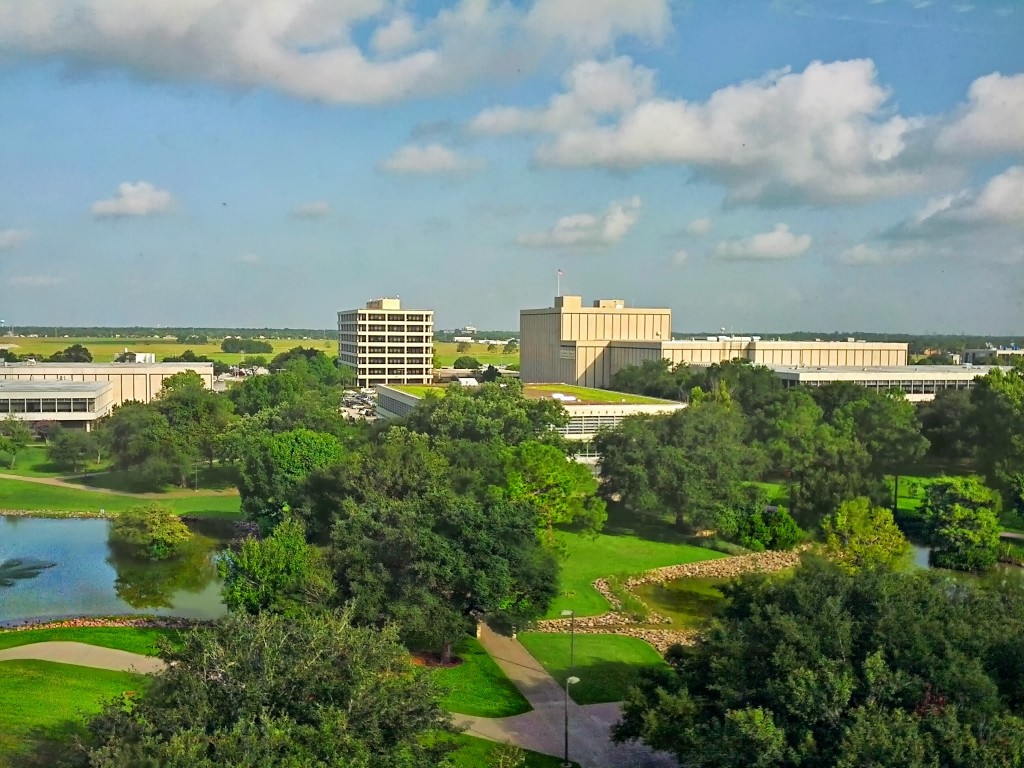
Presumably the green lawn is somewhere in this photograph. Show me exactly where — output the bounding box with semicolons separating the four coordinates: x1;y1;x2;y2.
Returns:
517;633;666;705
0;660;146;767
68;464;239;494
1;444;105;478
444;733;576;767
434;341;519;368
0;626;180;656
0;476;241;518
524;383;675;405
433;637;531;718
547;529;722;618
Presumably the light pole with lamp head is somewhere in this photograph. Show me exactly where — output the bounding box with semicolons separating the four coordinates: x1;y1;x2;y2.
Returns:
563;675;580;767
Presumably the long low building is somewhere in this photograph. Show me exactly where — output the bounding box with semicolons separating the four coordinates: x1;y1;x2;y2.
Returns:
769;364;1005;401
375;382;684;463
521;295;909;388
0;361;215;406
0;380;114;430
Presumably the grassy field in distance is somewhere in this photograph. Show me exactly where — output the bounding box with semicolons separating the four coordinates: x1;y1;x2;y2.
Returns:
433;341;518;368
0;336;335;365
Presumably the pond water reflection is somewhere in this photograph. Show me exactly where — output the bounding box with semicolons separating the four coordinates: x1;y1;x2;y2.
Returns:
0;515;228;625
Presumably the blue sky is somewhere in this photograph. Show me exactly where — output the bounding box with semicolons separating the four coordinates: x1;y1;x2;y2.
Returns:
0;0;1022;333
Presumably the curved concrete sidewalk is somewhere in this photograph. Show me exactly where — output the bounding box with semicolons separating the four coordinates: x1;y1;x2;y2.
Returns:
0;641;166;674
0;634;677;767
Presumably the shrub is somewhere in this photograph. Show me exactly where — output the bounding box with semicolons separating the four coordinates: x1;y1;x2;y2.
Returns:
453;355;481;369
110;504;192;560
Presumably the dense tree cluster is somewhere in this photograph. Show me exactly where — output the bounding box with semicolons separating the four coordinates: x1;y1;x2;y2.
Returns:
220;337;274;354
615;558;1024;768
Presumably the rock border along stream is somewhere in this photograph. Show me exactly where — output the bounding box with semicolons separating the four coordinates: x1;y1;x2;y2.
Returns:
534;549;803;652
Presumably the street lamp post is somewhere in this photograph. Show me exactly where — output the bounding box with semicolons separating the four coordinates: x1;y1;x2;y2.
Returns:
563;675;580;767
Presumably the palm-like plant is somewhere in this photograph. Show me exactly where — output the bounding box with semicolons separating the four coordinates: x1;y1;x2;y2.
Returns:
0;558;57;587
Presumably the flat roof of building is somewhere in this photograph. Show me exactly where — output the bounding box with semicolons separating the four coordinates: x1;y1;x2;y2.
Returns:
386;382;676;405
769;364;1005;378
0;361;212;368
0;380;111;394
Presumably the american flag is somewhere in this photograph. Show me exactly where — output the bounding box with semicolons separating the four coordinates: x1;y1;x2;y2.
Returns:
557;269;563;277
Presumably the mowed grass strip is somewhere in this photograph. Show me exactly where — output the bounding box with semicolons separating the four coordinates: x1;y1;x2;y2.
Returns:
0;477;241;518
433;341;518;368
0;660;146;767
0;627;181;656
0;445;109;478
517;633;666;705
548;529;722;618
433;637;531;718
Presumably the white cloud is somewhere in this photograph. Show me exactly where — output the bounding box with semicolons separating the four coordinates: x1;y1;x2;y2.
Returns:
529;59;940;206
291;200;331;219
671;249;689;266
0;0;671;105
712;223;812;261
380;143;481;175
686;217;712;236
237;253;262;265
518;196;641;248
0;228;31;251
936;73;1024;155
7;274;62;288
470;57;655;135
837;244;885;265
897;165;1024;234
91;181;174;218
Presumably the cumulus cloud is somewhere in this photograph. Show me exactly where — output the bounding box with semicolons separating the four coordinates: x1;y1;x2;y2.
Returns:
0;228;31;251
936;73;1024;155
291;200;331;219
529;59;942;205
237;253;262;265
380;143;481;175
7;274;62;288
837;244;885;266
92;181;174;218
893;165;1024;236
518;196;641;247
712;224;812;261
0;0;671;105
686;217;712;236
470;57;655;135
671;249;689;266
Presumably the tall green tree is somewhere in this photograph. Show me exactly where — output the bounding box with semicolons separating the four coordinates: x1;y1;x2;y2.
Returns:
73;611;453;767
821;497;911;572
155;370;234;467
219;519;335;616
920;476;1002;571
100;403;194;487
596;401;757;530
615;559;1024;768
0;415;32;468
918;389;977;463
47;343;93;362
971;366;1024;506
331;495;557;661
46;426;97;472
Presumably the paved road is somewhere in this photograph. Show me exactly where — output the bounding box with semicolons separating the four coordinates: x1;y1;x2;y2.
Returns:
0;633;677;767
0;641;166;674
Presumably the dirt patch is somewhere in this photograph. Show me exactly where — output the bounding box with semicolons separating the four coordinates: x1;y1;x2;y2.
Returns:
411;652;463;668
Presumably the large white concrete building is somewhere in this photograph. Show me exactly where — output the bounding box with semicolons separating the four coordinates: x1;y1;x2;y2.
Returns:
338;298;434;388
962;347;1024;365
520;296;909;389
0;361;215;407
0;380;115;430
770;364;1005;402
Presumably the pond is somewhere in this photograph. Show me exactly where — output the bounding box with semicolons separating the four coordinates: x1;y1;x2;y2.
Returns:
0;515;229;626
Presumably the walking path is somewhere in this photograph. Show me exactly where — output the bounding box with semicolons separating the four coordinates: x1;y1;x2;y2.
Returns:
0;471;237;499
0;631;677;768
0;641;166;674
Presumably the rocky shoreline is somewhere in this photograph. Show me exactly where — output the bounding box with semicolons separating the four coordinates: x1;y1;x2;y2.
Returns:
0;508;113;519
533;548;804;652
0;616;202;632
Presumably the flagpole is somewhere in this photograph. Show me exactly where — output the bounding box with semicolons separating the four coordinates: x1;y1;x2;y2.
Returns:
557;269;562;297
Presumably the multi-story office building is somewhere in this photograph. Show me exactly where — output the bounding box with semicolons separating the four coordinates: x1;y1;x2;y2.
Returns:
520;295;909;389
338;298;434;388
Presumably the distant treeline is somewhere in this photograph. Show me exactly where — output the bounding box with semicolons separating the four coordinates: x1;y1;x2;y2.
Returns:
675;331;1022;355
1;327;335;339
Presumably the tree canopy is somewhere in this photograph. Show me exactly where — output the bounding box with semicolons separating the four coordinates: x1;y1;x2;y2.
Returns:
615;558;1024;768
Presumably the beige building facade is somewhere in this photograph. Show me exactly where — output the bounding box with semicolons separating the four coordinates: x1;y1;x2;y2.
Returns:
337;298;434;388
0;361;215;406
521;296;909;389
